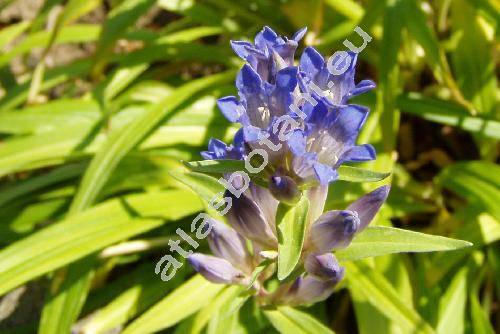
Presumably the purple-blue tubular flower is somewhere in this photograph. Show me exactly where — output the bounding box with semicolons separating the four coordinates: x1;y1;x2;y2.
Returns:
188;253;247;285
231;26;307;83
309;210;360;253
309;185;390;253
304;253;345;282
282;274;343;306
299;46;375;107
290;102;376;185
226;191;277;248
347;185;391;231
207;219;253;274
201;128;246;160
269;175;301;205
186;26;388;307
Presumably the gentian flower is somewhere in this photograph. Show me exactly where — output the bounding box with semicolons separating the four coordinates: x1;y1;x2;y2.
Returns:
216;26;376;187
298;47;375;107
231;26;307;83
188;26;389;307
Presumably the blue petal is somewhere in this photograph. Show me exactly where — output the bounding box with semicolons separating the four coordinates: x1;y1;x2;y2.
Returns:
242;125;265;142
342;144;376;162
350;79;376;97
287;130;306;155
306;99;329;126
275;66;298;91
230;40;253;59
292;27;307;42
207;138;229;159
236;64;262;94
232;128;245;150
201;151;216;160
300;47;325;78
217;96;243;122
313;162;338;185
329;105;369;147
255;26;279;50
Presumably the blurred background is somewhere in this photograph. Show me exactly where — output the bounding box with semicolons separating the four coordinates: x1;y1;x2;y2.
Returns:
0;0;498;333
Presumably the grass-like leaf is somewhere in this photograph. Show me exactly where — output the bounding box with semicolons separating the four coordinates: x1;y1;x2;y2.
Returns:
345;262;435;334
264;306;334;334
0;190;202;296
122;275;224;334
338;165;390;182
336;226;472;261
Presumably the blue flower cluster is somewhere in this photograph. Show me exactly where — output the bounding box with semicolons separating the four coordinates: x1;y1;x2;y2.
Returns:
189;27;389;306
202;26;376;186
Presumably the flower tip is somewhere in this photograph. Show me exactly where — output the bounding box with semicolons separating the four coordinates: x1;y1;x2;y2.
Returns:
269;175;301;205
188;253;246;285
292;27;307;42
371;185;391;201
305;253;345;282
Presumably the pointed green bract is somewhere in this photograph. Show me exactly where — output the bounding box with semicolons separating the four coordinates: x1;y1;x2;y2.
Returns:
277;196;310;280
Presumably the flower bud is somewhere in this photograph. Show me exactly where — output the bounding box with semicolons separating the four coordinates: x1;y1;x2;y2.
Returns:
304;253;345;282
347;185;390;231
207;219;252;273
269;175;301;205
309;210;360;253
282;275;341;306
188;253;246;285
226;191;277;248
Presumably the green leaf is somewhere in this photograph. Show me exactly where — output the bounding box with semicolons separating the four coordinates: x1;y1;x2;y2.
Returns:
436;268;467;334
0;21;30;49
0;162;85;208
451;0;498;116
184;159;246;174
438;161;500;218
0;59;92;111
397;93;500;139
264;306;334;334
92;0;157;75
0;25;100;67
69;71;234;214
122;275;224;334
402;0;443;79
192;286;245;334
335;226;472;261
345;262;435;334
0;99;100;134
0;190;203;296
80;265;185;334
277;196;310;280
338;166;391;183
470;293;495;334
168;171;224;204
323;0;364;21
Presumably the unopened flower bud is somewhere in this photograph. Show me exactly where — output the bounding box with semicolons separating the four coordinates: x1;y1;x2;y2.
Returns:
309;210;360;253
281;275;341;306
188;253;247;285
226;192;277;248
269;175;301;205
207;219;252;273
304;253;344;282
347;185;390;231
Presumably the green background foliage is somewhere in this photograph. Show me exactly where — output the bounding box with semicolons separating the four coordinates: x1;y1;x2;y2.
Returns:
0;0;498;333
